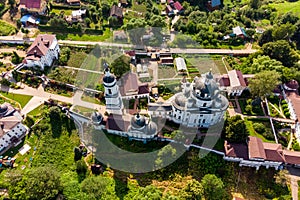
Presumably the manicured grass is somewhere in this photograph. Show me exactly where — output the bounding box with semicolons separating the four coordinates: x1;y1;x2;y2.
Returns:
0;91;32;108
269;1;300;17
27;104;44;119
0;20;16;36
244;118;275;143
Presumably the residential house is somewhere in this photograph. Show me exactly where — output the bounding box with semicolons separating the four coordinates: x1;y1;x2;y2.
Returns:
173;1;184;14
0;103;28;155
206;0;221;11
110;5;123;23
119;0;128;7
23;34;60;70
232;26;247;39
65;9;86;24
113;30;128;41
19;0;48;15
166;5;174;16
20;14;40;27
224;136;300;170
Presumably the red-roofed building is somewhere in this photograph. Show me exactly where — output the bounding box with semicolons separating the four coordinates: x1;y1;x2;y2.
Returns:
19;0;48;15
282;80;300;139
119;72;149;99
216;70;252;96
173;1;184;13
23;34;60;70
224;136;300;170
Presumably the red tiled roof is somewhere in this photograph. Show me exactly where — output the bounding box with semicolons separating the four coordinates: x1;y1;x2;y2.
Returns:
26;34;56;61
173;1;183;11
263;143;285;162
138;83;149;94
248;136;266;160
110;5;123;18
218;76;230;87
283;150;300;165
224;141;248;160
120;72;139;95
20;0;41;9
286;91;300;121
106;114;130;132
285;79;299;91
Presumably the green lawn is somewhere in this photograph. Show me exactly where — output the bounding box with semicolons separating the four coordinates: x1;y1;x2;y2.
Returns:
56;28;113;42
0;20;16;36
269;1;300;17
67;51;88;68
27;104;45;119
0;91;32;108
244;118;275;143
51;9;72;15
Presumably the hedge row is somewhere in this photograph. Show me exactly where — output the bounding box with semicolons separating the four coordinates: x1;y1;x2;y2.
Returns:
0;6;9;17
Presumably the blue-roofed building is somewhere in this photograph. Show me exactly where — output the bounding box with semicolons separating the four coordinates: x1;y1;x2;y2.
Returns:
212;0;221;7
20;14;40;27
206;0;221;11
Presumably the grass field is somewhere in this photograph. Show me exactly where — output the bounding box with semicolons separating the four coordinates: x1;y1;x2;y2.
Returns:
55;28;113;42
0;20;16;36
184;55;227;75
67;51;88;68
158;66;177;79
0;91;32;108
269;1;300;17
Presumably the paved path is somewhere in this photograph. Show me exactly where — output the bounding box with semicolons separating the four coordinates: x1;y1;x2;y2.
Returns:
0;36;257;55
288;167;300;200
21;96;44;115
61;66;103;74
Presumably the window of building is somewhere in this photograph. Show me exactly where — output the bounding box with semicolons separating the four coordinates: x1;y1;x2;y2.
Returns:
203;103;207;107
108;89;112;94
178;116;181;120
202;119;206;123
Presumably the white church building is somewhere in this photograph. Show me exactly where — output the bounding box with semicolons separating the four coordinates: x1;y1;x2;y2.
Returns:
99;67;228;140
149;71;228;128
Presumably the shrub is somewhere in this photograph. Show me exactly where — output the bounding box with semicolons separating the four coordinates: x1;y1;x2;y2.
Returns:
245;105;252;114
253;123;266;134
262;130;275;140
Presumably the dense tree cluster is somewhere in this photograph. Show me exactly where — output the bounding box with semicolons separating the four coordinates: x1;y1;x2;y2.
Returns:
225;115;249;143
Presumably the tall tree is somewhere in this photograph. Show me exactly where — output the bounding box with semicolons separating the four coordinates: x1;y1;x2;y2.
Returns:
201;174;226;200
248;70;281;98
225;115;249;143
262;40;299;67
110;55;131;78
125;185;162;200
25;165;62;200
179;179;203;200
